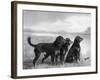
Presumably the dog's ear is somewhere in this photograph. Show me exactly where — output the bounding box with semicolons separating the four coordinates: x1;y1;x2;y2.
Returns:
53;36;64;46
75;36;83;43
65;38;73;45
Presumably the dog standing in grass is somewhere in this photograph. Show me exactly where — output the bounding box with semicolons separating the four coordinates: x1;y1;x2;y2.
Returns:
27;36;65;67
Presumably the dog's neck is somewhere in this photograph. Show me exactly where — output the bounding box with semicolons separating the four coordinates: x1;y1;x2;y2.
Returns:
72;40;80;47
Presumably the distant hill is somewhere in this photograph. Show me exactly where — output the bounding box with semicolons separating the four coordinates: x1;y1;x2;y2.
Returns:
24;27;91;36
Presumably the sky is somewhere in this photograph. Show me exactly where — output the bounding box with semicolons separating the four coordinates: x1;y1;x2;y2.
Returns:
23;10;91;33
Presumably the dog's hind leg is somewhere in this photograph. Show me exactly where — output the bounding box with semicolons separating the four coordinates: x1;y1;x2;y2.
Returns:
42;54;49;63
33;49;41;67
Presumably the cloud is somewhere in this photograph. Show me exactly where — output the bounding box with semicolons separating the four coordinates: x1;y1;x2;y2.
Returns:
24;11;91;33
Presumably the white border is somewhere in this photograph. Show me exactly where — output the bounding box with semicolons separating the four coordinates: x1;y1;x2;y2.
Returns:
17;3;96;76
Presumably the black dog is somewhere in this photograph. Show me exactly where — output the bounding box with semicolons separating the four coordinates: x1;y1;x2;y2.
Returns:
60;38;72;64
42;38;72;64
65;36;83;63
27;36;65;67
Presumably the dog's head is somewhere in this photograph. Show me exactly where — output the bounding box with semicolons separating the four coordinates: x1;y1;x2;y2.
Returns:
65;38;73;46
74;36;83;43
53;36;65;48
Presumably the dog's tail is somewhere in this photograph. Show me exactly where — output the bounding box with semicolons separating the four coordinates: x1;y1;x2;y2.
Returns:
27;37;36;47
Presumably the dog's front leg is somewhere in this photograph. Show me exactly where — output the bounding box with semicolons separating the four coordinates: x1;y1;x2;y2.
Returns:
51;55;55;65
55;54;58;65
